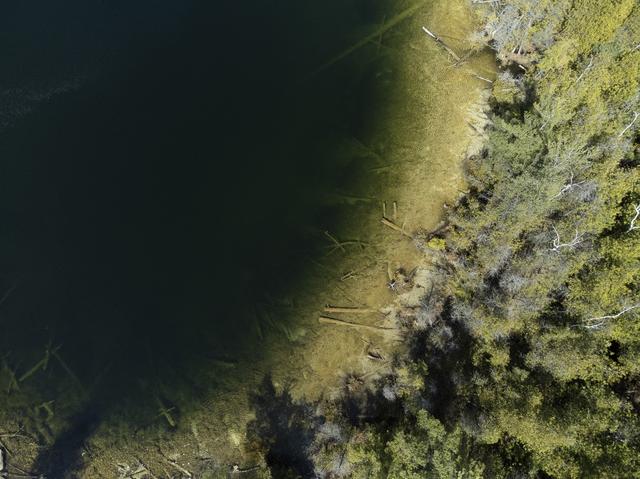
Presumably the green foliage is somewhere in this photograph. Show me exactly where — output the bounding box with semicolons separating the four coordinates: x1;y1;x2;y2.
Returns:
386;411;484;479
260;3;640;477
392;2;640;478
345;428;385;479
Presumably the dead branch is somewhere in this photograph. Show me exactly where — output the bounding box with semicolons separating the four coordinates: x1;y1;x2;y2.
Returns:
554;172;586;198
575;56;593;84
583;303;640;329
422;26;461;62
471;73;493;83
550;226;584;252
628;204;640;232
231;465;262;475
18;343;61;383
619;111;640;138
155;397;177;428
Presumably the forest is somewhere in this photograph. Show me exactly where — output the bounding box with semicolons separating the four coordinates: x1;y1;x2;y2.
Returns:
248;1;640;477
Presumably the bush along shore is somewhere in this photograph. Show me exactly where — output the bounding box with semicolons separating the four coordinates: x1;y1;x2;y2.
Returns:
247;1;640;477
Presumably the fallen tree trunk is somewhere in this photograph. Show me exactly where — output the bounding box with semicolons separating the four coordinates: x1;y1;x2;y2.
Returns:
324;306;378;314
381;217;413;238
422;26;461;62
318;316;395;332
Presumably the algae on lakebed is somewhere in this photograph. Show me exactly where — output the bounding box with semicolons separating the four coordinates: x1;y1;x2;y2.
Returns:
0;0;494;475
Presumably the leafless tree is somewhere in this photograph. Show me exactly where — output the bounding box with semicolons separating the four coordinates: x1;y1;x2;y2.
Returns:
628;204;640;232
550;226;584;252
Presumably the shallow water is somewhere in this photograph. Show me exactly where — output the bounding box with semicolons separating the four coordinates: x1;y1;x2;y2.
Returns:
0;0;493;474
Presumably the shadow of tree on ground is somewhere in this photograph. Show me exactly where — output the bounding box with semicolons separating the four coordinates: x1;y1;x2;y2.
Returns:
247;376;323;479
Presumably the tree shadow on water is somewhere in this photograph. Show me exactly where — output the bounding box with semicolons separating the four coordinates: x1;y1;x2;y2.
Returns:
247;376;322;479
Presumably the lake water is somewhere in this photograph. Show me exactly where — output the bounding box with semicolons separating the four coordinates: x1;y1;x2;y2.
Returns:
0;0;407;469
0;0;493;474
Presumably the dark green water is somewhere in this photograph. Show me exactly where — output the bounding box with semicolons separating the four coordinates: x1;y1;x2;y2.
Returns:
0;0;399;471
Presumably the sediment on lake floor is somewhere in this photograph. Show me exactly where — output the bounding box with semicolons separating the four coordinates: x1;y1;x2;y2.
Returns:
85;0;495;474
93;0;497;473
0;1;495;476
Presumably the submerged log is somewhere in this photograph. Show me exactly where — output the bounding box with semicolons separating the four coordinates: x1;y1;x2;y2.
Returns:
318;315;394;332
155;397;177;428
422;26;461;62
2;358;19;394
324;306;377;314
312;1;428;74
324;231;346;252
381;217;413;238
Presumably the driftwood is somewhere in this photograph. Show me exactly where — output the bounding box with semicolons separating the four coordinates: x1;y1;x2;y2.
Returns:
318;316;394;332
381;217;413;238
422;26;461;62
324;306;377;314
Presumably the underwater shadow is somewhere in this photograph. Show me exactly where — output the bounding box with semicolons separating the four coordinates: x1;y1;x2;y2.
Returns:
247;375;323;479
